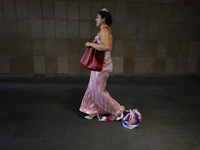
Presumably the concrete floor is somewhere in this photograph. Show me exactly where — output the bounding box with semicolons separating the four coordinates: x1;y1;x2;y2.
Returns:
0;75;200;150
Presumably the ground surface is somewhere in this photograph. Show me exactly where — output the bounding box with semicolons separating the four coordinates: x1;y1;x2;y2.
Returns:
0;75;200;150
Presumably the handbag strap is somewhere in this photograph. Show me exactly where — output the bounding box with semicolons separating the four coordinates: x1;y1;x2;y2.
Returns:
89;38;94;42
104;26;112;34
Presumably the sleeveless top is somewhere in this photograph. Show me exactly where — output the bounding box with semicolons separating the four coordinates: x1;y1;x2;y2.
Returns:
93;35;113;73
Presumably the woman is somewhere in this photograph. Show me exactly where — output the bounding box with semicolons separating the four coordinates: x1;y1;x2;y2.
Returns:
79;8;124;121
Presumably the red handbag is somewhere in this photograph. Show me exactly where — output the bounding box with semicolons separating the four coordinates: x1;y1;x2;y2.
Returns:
80;38;104;71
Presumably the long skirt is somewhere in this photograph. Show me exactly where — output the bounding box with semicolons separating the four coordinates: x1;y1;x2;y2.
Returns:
79;51;124;120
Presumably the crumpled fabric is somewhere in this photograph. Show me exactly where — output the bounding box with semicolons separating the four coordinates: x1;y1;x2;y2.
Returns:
122;109;142;129
97;109;142;129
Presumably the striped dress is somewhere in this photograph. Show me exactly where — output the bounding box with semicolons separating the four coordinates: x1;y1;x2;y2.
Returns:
79;35;124;120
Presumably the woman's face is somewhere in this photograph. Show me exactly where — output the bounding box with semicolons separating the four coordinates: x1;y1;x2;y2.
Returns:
95;14;105;27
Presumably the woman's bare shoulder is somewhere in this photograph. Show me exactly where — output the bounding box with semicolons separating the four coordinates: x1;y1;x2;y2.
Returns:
102;26;110;31
100;26;110;35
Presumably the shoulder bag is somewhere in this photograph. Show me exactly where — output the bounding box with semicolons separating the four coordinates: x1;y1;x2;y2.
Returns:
80;38;104;71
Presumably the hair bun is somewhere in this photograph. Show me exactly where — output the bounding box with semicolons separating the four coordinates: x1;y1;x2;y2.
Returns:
102;8;108;12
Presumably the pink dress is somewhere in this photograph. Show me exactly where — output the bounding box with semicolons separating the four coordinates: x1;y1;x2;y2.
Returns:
79;35;124;120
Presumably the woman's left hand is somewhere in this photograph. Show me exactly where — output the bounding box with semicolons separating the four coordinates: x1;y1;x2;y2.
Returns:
85;42;91;47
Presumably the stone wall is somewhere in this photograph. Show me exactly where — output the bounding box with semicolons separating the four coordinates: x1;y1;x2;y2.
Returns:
0;0;199;76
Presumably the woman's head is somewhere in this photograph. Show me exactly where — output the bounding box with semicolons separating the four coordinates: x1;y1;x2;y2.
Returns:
95;8;113;27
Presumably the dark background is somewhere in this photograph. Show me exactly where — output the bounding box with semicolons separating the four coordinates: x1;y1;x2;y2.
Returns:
0;0;200;76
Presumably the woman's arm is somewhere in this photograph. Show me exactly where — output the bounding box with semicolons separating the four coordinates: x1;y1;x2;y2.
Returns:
85;27;110;51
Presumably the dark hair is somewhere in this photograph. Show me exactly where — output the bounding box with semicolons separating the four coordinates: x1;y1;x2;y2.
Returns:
98;11;113;26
